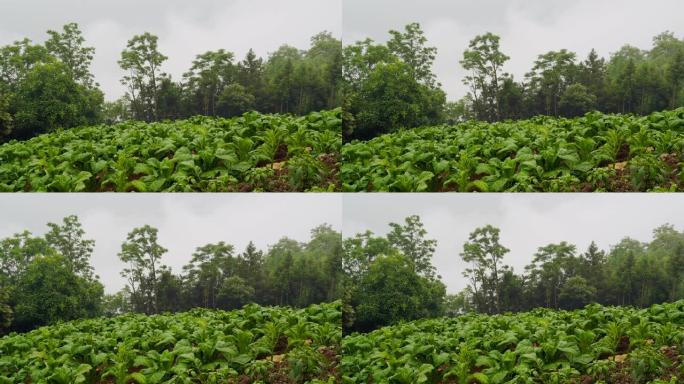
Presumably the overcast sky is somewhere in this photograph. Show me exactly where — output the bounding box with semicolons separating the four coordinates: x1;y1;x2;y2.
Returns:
343;0;684;100
343;194;684;294
0;194;341;294
0;0;341;100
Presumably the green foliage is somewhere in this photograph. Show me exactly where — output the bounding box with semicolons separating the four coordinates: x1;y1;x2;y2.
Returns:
461;226;511;314
343;23;445;141
0;290;12;335
559;83;597;117
346;27;684;139
353;253;445;332
559;276;597;310
0;93;12;138
118;33;168;122
45;215;96;278
0;301;341;383
118;226;167;315
2;25;340;143
0;24;103;141
45;22;96;87
350;61;444;139
387;215;437;278
341;301;684;383
216;276;255;310
455;223;684;314
0;216;103;333
342;108;684;191
343;216;445;333
12;61;102;139
461;32;510;122
0;109;341;191
12;255;103;332
217;83;255;117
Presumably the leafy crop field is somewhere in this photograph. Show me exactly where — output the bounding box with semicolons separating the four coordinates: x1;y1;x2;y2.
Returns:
0;302;341;383
0;110;341;192
342;109;684;192
341;301;684;383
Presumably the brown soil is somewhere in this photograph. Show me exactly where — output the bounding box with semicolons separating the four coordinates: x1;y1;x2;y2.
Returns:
274;144;288;162
585;344;683;384
273;335;288;355
616;336;630;354
318;152;340;190
616;143;631;162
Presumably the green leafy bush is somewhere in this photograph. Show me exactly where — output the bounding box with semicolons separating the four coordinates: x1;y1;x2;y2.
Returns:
0;301;341;383
341;301;684;383
342;108;684;192
0;109;341;192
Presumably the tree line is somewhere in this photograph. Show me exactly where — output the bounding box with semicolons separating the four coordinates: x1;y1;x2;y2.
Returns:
0;216;342;334
343;23;684;141
342;216;684;333
454;224;684;316
0;23;341;142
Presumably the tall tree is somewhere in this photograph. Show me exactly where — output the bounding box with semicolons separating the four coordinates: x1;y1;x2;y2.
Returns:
460;33;510;121
526;50;577;116
45;22;96;86
387;215;437;278
668;243;684;301
183;242;235;308
45;215;95;278
118;33;168;121
0;231;53;289
387;23;438;87
183;49;235;116
237;49;265;107
118;225;167;314
460;225;510;314
667;49;684;108
525;242;578;308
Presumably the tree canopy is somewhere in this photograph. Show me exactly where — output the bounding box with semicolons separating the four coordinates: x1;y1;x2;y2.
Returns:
0;217;341;335
0;24;341;142
344;26;684;140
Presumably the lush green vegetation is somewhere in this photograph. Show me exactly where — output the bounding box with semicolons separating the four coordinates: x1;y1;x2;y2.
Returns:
1;216;342;336
341;301;684;383
343;216;684;334
0;109;341;192
343;22;684;141
1;23;341;142
450;223;684;317
0;301;341;383
342;216;446;333
342;109;684;192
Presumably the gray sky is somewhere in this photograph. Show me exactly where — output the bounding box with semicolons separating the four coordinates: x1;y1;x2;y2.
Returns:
0;0;341;100
343;0;684;100
343;194;684;294
0;194;341;294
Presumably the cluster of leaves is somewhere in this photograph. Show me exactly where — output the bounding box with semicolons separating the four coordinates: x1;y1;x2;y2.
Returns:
0;301;341;384
342;216;445;333
0;109;341;192
341;301;684;383
342;23;445;140
342;108;684;192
